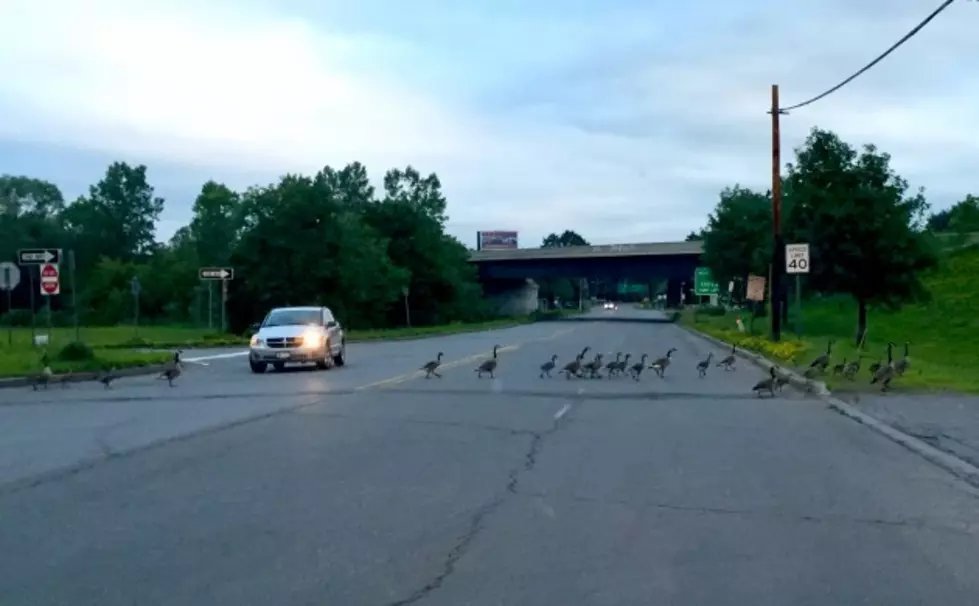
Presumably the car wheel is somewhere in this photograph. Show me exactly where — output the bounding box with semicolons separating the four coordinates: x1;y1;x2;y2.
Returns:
272;362;286;372
314;356;330;370
332;342;346;367
250;360;267;374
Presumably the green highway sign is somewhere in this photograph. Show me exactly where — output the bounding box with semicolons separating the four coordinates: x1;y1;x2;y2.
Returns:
693;267;719;296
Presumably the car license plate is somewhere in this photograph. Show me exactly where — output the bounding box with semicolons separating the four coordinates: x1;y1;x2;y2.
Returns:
276;352;290;359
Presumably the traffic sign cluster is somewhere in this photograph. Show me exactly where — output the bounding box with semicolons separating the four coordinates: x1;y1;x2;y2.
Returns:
17;249;63;296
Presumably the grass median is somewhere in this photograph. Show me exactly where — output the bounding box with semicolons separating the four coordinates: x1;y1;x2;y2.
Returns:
0;310;579;378
681;245;979;394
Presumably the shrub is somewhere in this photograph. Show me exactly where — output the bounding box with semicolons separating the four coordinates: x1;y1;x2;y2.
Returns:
57;341;95;362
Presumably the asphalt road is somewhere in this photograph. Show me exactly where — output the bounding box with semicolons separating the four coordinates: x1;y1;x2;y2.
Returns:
2;309;978;605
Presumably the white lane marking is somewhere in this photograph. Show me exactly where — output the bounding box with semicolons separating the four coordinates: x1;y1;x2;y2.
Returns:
183;351;249;362
554;403;571;421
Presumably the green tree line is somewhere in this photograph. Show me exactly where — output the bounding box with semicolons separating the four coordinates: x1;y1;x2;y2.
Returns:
692;127;976;344
1;162;492;333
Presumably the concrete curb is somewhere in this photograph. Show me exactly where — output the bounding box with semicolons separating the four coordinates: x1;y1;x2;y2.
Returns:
677;324;979;487
0;364;170;390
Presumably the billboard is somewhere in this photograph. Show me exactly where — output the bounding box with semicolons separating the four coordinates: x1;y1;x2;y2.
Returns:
477;231;518;250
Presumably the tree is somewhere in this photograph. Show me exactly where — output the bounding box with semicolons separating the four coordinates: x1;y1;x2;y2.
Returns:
63;162;165;270
684;230;703;242
190;181;240;266
785;128;937;345
946;194;979;233
700;186;773;289
926;208;952;232
541;230;589;248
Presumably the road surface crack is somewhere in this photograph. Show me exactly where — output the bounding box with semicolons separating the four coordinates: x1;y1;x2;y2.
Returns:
385;399;578;605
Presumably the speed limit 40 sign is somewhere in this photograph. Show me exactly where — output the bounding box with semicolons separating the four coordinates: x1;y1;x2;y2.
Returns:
786;243;810;274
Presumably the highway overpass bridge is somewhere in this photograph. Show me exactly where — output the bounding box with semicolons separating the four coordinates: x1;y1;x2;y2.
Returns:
468;241;705;314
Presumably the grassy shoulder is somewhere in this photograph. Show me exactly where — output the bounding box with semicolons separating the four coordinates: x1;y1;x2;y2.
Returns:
0;347;172;379
680;245;979;394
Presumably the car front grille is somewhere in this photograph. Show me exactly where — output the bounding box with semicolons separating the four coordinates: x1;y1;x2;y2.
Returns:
266;336;303;349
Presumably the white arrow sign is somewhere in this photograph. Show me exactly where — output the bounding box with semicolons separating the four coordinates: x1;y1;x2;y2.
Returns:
199;267;234;280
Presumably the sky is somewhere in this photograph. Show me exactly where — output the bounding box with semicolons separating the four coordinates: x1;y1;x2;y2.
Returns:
0;0;976;248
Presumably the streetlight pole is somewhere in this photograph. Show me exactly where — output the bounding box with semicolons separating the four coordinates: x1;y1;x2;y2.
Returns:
769;84;786;342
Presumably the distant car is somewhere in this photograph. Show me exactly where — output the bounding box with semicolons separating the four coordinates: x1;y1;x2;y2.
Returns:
249;306;346;373
603;302;618;310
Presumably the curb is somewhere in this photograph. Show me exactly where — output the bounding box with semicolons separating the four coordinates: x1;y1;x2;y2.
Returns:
677;324;979;487
0;364;171;390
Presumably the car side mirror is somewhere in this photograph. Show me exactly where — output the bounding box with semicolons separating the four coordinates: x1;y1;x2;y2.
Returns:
326;320;339;328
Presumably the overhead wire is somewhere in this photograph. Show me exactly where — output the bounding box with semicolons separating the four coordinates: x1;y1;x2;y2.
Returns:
780;0;959;112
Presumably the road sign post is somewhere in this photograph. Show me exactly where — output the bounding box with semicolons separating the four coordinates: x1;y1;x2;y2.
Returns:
402;286;411;328
68;250;80;342
131;276;141;337
221;279;228;333
785;243;810;335
199;268;234;332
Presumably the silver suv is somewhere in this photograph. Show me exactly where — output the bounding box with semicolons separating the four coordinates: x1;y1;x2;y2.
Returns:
249;306;346;373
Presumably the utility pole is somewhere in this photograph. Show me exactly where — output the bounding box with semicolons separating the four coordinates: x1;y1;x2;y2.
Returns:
769;84;786;342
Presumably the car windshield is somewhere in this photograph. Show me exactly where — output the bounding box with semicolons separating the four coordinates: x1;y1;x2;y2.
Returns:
262;309;321;327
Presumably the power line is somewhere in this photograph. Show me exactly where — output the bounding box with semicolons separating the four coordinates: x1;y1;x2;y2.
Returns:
781;0;959;112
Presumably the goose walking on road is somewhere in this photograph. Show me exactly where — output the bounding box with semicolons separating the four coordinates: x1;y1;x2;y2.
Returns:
421;352;444;378
475;345;500;379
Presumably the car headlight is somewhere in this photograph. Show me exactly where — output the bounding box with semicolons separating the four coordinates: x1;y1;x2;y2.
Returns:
250;335;263;347
301;332;323;348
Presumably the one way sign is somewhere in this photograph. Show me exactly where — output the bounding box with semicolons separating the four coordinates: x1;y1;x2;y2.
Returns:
199;267;234;280
18;248;61;265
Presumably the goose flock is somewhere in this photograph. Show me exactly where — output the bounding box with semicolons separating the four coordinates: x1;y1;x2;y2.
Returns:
809;339;912;392
420;343;785;397
31;350;187;391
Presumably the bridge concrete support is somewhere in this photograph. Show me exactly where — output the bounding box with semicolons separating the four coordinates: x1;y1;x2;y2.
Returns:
483;278;540;317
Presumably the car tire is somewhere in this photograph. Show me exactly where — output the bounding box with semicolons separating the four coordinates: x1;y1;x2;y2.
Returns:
332;341;346;367
315;356;330;370
272;362;286;372
250;360;267;374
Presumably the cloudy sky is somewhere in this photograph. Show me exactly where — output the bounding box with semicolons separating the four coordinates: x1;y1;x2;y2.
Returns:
0;0;975;248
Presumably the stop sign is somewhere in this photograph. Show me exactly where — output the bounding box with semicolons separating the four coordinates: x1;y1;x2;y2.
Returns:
40;263;60;295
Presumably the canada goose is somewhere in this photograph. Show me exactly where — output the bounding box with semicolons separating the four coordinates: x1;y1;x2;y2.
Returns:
32;365;53;391
159;351;183;387
716;344;736;371
868;355;883;376
629;354;648;381
603;353;621;376
475;345;500;378
649;348;677;378
870;342;896;391
774;372;790;392
540;354;558;378
892;342;911;376
98;368;119;389
609;353;631;378
696;352;713;378
582;353;604;379
421;352;444;378
809;340;834;372
842;357;862;379
752;366;778;398
561;346;590;379
831;358;847;375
